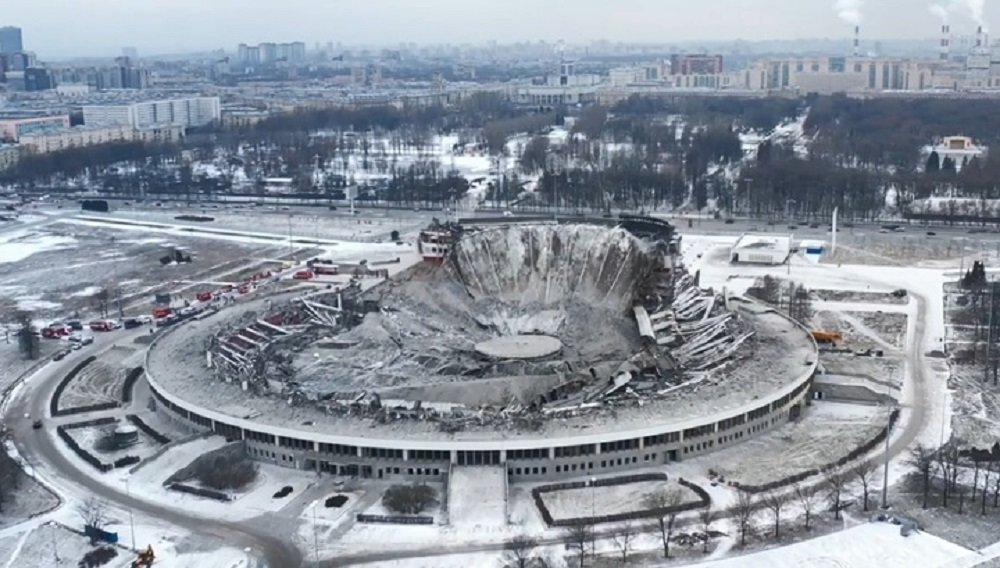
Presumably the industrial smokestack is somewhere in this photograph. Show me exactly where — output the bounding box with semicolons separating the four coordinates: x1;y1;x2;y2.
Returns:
940;24;951;61
853;25;861;56
977;25;984;47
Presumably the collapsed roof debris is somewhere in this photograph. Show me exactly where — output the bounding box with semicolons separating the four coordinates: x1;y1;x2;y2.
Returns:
203;221;760;433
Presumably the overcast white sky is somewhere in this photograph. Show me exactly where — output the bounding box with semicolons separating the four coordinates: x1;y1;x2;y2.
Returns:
4;0;998;57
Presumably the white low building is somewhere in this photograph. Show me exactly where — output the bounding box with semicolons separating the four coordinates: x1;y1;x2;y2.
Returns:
730;233;791;265
926;135;986;171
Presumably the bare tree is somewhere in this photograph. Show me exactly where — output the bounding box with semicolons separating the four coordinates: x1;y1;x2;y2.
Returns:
611;521;636;564
824;469;847;520
732;487;759;547
76;496;110;531
852;461;879;512
700;505;717;554
14;311;38;360
643;488;684;558
505;534;538;568
763;489;788;540
0;451;22;514
794;483;820;531
969;448;989;501
981;458;993;515
907;444;936;509
936;441;963;508
566;521;592;568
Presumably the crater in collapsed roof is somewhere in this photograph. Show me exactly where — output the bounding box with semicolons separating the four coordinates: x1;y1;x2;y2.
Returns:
208;221;758;431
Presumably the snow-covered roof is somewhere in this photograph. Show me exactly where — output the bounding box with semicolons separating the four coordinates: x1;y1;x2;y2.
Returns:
732;233;791;255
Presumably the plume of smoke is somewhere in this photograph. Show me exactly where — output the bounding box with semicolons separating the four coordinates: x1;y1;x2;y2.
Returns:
963;0;986;24
929;3;950;20
934;0;986;24
834;0;864;24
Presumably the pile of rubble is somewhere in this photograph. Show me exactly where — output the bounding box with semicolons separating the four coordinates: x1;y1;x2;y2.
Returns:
201;227;758;433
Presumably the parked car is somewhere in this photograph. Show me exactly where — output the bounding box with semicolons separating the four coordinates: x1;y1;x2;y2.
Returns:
80;335;94;345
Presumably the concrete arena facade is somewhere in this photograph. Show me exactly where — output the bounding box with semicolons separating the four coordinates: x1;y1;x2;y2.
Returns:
145;310;818;482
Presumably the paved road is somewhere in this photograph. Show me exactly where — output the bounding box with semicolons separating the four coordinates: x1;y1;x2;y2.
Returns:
5;331;303;568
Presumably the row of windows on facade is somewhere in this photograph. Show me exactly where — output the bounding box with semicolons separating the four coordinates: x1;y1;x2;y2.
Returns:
155;381;805;463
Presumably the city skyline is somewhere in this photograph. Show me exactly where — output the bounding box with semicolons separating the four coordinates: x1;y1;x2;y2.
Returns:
4;0;999;58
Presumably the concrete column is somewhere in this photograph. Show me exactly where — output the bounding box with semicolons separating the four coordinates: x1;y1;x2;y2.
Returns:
499;449;506;463
638;438;645;450
402;449;409;461
548;447;556;459
357;446;363;458
450;450;458;464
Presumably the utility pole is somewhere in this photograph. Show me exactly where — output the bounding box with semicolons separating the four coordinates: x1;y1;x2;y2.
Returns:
313;501;320;566
47;521;60;562
986;278;994;384
124;476;137;551
881;404;893;509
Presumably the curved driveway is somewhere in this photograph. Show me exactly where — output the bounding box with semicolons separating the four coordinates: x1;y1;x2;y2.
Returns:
4;331;302;568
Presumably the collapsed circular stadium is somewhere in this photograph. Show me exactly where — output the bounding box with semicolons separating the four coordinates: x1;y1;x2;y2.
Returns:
145;216;818;481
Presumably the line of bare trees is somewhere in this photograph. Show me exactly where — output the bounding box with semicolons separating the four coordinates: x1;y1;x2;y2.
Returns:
908;440;1000;515
505;459;885;566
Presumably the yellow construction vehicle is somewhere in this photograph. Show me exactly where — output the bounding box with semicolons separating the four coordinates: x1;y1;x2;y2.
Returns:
131;545;155;567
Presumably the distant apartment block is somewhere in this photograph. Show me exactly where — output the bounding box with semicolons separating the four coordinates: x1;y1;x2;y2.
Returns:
0;114;71;142
17;124;184;154
82;97;221;129
670;54;724;75
237;41;306;65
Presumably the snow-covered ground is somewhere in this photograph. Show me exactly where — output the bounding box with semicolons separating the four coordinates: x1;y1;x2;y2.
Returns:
684;521;971;568
540;479;673;520
448;466;506;528
0;228;77;265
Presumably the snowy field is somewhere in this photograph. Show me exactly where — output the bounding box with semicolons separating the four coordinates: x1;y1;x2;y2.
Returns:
686;401;890;486
86;207;435;243
539;478;679;520
688;521;971;568
12;523;105;568
58;348;138;410
826;232;1000;267
0;220;288;323
123;436;322;521
448;467;506;528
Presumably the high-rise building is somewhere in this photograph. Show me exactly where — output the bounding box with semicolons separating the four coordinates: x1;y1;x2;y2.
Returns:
83;97;221;129
259;42;277;63
6;51;35;72
24;67;54;91
0;27;23;55
237;41;305;64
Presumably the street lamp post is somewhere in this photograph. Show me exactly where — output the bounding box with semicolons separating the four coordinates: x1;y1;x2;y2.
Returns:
123;476;137;551
589;477;597;556
47;521;60;563
881;403;895;510
313;501;320;566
